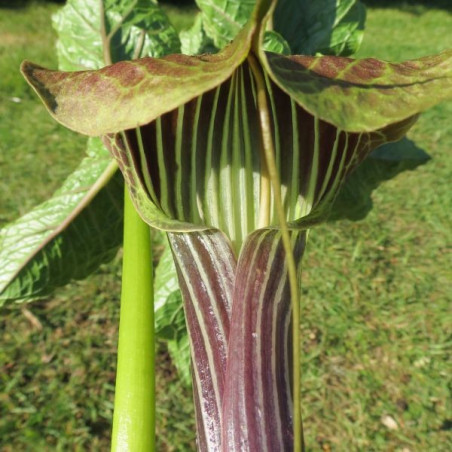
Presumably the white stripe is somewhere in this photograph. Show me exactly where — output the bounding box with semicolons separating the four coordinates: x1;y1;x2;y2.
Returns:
170;238;223;430
185;235;229;353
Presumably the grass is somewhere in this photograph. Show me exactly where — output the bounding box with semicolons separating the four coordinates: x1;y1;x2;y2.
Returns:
0;1;451;450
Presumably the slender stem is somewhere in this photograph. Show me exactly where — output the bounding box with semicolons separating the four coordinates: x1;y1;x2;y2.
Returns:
248;53;305;452
111;188;155;452
99;0;112;66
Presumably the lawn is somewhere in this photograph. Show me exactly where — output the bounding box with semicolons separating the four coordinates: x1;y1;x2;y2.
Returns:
0;1;451;450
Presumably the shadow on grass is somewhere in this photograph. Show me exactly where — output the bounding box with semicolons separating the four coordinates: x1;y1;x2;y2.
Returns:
329;138;430;222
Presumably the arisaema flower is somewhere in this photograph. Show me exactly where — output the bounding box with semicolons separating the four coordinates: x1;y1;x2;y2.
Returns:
21;0;452;450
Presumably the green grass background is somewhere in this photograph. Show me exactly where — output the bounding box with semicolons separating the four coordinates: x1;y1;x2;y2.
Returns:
0;1;451;450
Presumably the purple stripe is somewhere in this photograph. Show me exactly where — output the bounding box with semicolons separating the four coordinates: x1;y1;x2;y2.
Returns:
168;230;236;451
222;229;306;452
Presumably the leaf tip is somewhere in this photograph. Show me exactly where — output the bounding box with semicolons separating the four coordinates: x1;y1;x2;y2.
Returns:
20;60;58;114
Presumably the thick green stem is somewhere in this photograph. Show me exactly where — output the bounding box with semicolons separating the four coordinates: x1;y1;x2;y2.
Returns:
111;188;155;452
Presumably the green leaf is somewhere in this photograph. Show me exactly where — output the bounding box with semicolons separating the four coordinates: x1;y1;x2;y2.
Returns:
53;0;180;71
262;30;291;55
329;138;431;222
262;50;452;133
155;269;192;387
273;0;366;56
154;240;182;341
154;235;217;388
53;0;104;70
179;14;217;56
194;0;364;57
0;0;184;305
194;0;255;49
20;15;255;136
0;139;123;305
167;331;192;387
323;1;366;56
156;289;184;343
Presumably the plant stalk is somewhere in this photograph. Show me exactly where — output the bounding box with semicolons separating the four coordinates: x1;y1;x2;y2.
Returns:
111;188;155;451
248;53;305;452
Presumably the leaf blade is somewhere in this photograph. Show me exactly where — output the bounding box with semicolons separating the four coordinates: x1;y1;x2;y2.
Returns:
20;16;256;137
262;50;452;133
0;139;123;305
53;0;180;71
194;0;255;49
273;0;366;56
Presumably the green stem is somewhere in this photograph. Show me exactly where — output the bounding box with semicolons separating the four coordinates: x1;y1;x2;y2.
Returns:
111;188;155;451
248;53;305;452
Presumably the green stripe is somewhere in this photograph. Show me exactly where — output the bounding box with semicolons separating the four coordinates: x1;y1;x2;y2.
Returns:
175;106;185;220
190;96;203;224
156;117;170;216
232;68;247;250
247;64;261;233
327;132;352;201
240;65;256;237
290;100;300;219
264;75;285;225
203;86;221;227
135;127;160;208
317;128;341;201
306;116;320;212
220;76;235;246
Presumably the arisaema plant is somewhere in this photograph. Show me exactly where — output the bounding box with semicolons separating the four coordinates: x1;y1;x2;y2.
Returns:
1;0;451;450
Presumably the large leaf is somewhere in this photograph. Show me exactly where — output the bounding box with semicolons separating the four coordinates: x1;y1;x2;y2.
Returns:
262;30;291;55
261;50;452;133
273;0;366;56
325;1;366;56
23;0;452;137
193;0;364;56
0;139;123;305
0;0;184;306
20;16;257;137
53;0;180;71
